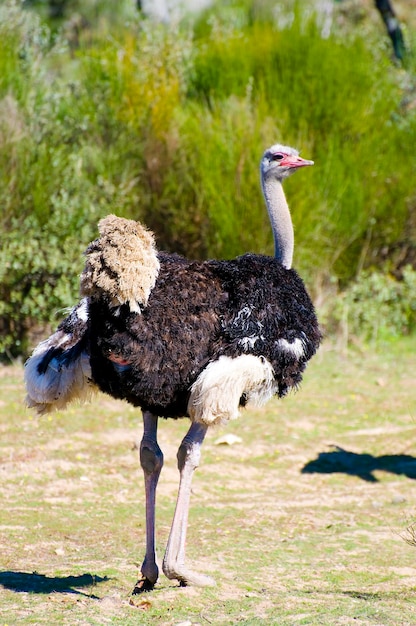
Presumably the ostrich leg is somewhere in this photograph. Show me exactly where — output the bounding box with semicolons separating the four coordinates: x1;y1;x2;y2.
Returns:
162;421;215;587
133;410;164;593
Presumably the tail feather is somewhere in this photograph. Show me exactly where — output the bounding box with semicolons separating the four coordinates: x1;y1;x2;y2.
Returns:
80;214;160;312
24;299;95;414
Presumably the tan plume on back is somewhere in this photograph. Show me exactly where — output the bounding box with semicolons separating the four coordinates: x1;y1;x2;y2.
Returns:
80;215;160;312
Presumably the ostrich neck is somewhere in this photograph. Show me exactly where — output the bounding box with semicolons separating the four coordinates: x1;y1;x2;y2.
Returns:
261;176;294;269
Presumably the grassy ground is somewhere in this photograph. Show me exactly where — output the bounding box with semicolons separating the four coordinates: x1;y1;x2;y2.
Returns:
1;337;416;625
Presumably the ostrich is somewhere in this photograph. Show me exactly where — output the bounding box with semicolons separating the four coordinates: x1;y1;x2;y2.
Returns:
25;143;321;592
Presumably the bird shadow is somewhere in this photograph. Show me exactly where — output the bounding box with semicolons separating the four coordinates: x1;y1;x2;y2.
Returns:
0;571;109;598
301;445;416;482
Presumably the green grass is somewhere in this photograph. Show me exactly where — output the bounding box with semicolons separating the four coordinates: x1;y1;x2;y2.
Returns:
1;337;416;624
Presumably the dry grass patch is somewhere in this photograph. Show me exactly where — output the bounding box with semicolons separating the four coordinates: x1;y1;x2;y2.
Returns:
1;338;416;624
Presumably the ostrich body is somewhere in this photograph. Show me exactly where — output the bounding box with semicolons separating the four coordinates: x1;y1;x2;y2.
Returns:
25;144;321;591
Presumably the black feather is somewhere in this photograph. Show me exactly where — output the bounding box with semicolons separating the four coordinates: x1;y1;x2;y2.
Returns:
87;252;321;416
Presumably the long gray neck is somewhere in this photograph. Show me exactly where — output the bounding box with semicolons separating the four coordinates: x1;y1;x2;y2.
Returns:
261;175;294;269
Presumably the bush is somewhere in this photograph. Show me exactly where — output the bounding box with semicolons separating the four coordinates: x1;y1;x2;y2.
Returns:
0;2;190;356
325;266;416;343
1;0;415;357
188;3;416;285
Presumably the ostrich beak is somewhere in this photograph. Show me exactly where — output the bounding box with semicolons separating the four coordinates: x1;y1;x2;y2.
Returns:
280;155;314;169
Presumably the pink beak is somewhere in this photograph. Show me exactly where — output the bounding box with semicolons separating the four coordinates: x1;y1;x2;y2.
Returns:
280;155;314;169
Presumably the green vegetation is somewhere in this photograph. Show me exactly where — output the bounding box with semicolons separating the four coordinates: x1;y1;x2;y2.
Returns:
326;265;416;343
0;0;415;356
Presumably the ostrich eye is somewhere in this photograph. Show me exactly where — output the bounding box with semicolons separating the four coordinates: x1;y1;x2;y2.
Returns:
271;153;284;161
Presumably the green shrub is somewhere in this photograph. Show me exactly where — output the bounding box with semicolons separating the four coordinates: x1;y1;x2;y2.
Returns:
0;3;191;356
188;3;416;285
0;0;415;356
326;266;416;343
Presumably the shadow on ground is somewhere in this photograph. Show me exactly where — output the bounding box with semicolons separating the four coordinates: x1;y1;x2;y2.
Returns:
301;445;416;482
0;571;109;597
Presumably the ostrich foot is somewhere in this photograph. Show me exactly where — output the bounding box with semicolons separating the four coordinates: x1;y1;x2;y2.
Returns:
132;557;159;594
163;563;216;588
132;575;156;594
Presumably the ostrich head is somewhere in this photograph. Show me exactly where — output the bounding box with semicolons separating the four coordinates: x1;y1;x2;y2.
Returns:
260;144;314;181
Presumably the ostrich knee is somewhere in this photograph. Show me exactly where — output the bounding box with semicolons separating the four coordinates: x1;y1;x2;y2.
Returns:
177;438;201;473
140;440;164;477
